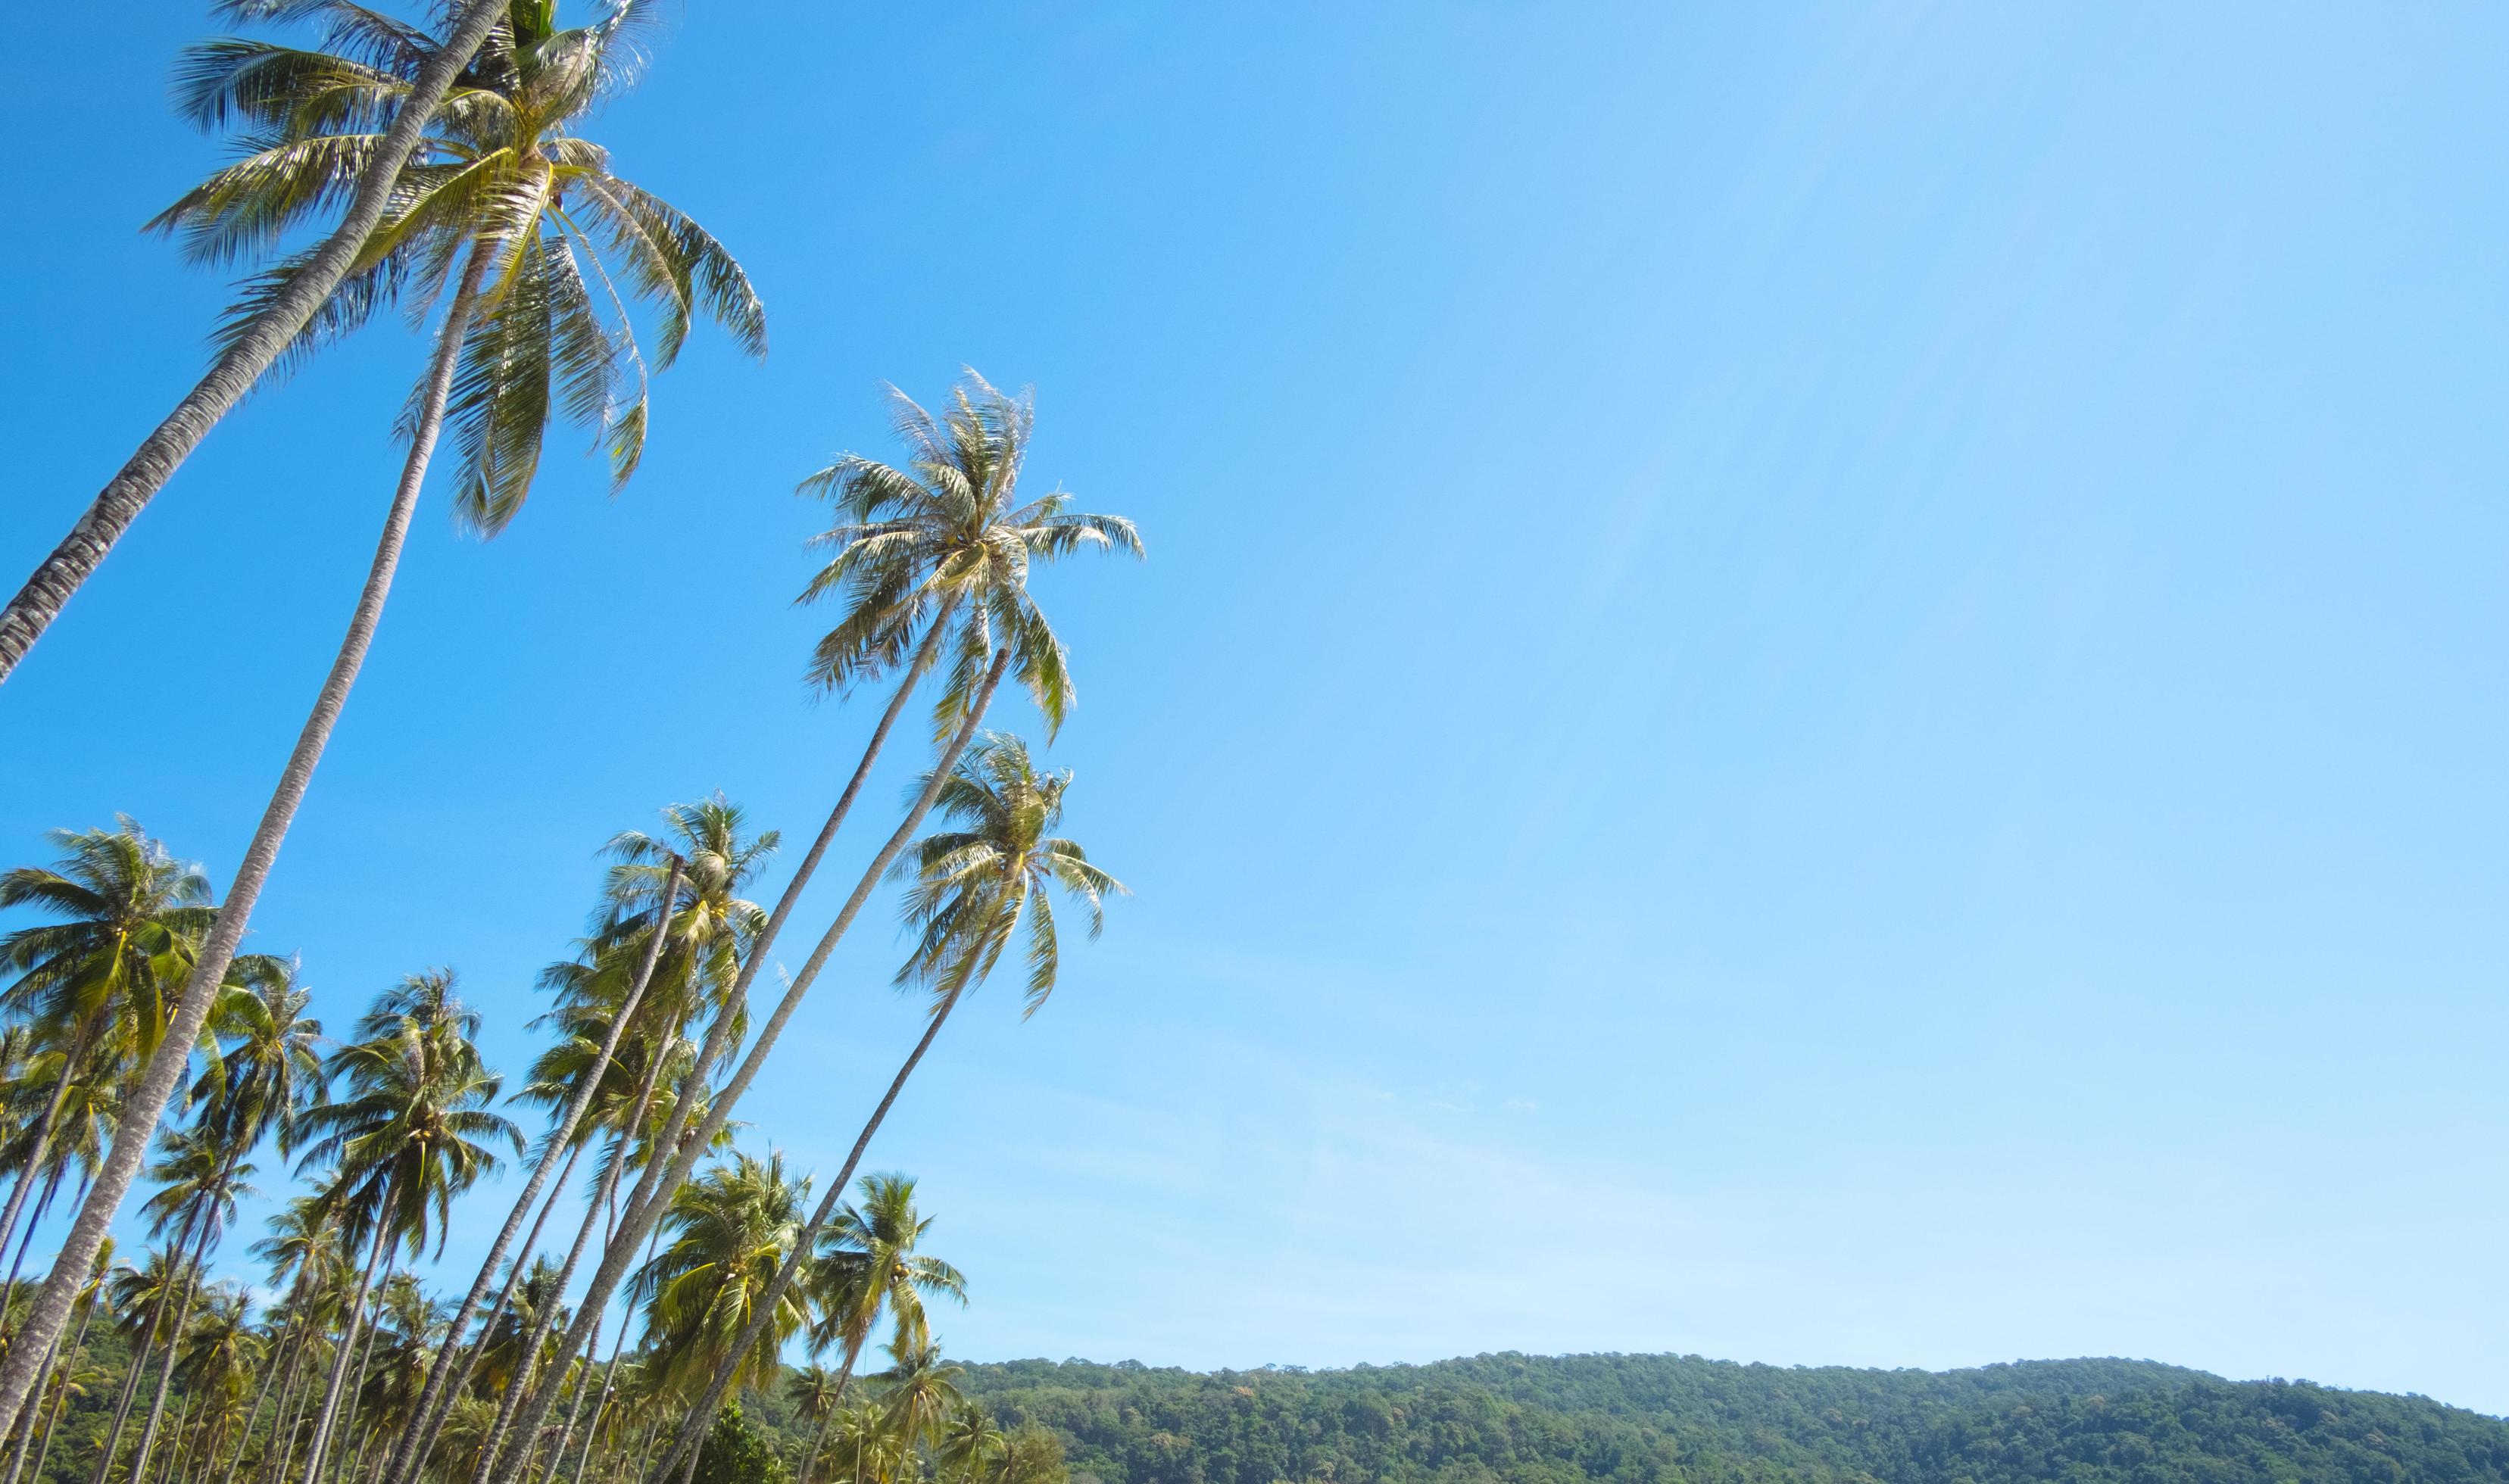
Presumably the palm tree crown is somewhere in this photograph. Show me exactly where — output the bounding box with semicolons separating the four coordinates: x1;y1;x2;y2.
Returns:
157;0;768;532
898;734;1128;1013
798;372;1142;739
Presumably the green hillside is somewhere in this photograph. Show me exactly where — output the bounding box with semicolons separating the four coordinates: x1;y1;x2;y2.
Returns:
941;1353;2509;1484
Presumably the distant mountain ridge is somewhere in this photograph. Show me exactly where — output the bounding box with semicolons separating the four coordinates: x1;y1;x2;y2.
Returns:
951;1351;2509;1483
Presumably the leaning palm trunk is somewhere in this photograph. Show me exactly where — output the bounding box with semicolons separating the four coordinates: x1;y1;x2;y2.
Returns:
379;859;685;1484
93;1208;209;1484
0;1314;62;1484
651;984;969;1482
215;1318;299;1484
0;1164;69;1327
0;1045;85;1279
327;1264;392;1484
23;1291;95;1484
0;0;510;685
563;1224;657;1484
489;650;1011;1484
0;232;498;1438
591;602;960;1252
130;1153;239;1484
298;1215;392;1484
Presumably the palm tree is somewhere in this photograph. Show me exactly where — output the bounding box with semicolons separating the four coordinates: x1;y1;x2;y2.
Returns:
805;1176;965;1405
871;1338;964;1459
0;822;214;1269
495;376;1138;1484
92;1248;195;1484
381;843;694;1484
289;977;519;1484
1;8;766;1423
120;958;324;1484
935;1404;1002;1484
651;734;1121;1479
0;0;509;685
786;1367;844;1484
232;1197;346;1484
634;1151;808;1408
2;1238;110;1484
123;1127;261;1484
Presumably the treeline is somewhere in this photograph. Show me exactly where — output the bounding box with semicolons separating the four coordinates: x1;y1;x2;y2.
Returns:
932;1352;2509;1484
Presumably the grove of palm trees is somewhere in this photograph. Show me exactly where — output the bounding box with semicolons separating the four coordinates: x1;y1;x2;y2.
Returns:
7;4;2507;1484
0;6;1133;1484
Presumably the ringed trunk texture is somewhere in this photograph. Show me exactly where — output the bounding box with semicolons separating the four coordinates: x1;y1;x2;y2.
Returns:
651;988;966;1483
379;858;684;1484
489;651;1010;1484
0;241;494;1442
0;0;508;686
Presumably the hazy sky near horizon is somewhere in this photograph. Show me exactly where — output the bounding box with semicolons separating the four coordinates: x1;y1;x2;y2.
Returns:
5;1;2506;1416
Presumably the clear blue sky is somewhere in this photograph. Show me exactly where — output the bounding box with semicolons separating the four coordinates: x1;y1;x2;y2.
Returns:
5;0;2505;1416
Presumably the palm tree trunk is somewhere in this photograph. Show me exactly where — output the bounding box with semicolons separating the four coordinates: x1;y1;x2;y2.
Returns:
0;1161;69;1330
0;1315;62;1484
798;1410;837;1484
489;650;1010;1484
25;1288;97;1484
562;1260;645;1484
130;1165;236;1484
264;1331;325;1484
0;0;511;685
298;1215;392;1484
0;232;502;1442
214;1325;292;1484
325;1263;390;1484
93;1215;208;1484
650;987;969;1484
379;858;686;1484
0;1049;84;1283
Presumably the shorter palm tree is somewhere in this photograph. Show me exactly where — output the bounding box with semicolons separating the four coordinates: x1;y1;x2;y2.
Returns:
872;1336;965;1458
636;1150;810;1405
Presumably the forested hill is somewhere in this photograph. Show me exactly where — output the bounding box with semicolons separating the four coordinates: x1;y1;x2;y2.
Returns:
952;1352;2509;1484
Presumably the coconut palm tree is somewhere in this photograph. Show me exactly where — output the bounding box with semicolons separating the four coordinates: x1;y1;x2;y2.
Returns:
634;1151;808;1407
871;1339;964;1459
123;1127;261;1484
495;378;1138;1484
786;1367;844;1484
0;822;214;1268
935;1405;1002;1484
651;734;1120;1479
92;1249;196;1484
0;0;511;687
288;977;519;1484
119;959;323;1484
381;843;694;1484
805;1176;965;1406
2;9;768;1422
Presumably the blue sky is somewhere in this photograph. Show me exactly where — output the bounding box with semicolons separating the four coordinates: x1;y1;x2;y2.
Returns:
5;0;2507;1416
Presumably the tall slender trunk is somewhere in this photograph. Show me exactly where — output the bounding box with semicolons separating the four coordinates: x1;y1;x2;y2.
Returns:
298;1215;392;1484
489;651;1010;1484
1;1162;68;1329
27;1293;96;1484
0;1049;83;1281
130;1165;236;1484
0;0;510;684
798;1408;838;1484
651;987;969;1483
94;1213;209;1484
577;603;956;1270
214;1320;295;1484
263;1329;326;1484
0;1317;62;1484
325;1264;390;1484
0;234;501;1440
564;1224;656;1484
156;1393;196;1484
379;859;685;1484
